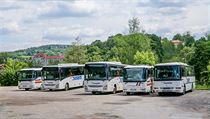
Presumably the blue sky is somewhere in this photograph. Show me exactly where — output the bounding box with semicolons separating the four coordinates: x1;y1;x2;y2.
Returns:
0;0;209;52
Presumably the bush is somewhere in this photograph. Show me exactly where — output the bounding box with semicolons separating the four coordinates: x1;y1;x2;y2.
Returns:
0;59;29;86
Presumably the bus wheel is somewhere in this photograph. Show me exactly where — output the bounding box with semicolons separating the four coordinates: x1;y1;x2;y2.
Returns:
158;92;164;96
113;85;117;94
126;92;130;95
92;91;97;94
25;88;29;91
182;85;186;95
65;83;69;91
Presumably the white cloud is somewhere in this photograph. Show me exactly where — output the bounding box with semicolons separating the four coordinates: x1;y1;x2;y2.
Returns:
0;0;209;51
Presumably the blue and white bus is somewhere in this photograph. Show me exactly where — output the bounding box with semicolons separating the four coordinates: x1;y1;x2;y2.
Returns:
84;62;124;94
18;68;42;91
42;64;84;91
153;62;195;95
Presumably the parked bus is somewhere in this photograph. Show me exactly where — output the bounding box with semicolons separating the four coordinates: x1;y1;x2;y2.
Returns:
42;64;84;91
84;62;124;94
18;68;42;90
153;62;195;95
123;65;153;95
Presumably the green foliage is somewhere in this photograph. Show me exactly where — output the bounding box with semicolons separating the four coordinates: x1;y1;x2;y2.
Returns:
64;37;87;64
0;59;29;86
12;44;69;57
189;38;210;85
0;52;11;64
134;51;157;65
179;46;194;63
146;34;163;62
196;84;210;90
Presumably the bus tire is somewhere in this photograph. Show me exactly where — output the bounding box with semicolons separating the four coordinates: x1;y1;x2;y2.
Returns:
126;92;130;95
92;91;97;94
182;85;186;95
158;92;164;96
25;88;29;91
65;83;69;91
113;85;117;94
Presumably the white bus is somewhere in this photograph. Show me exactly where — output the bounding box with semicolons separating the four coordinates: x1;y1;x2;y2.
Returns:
84;62;124;94
18;68;42;91
42;64;84;91
123;65;153;95
153;62;195;95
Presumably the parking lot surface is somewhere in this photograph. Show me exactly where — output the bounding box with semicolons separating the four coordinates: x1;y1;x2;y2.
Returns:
0;87;209;119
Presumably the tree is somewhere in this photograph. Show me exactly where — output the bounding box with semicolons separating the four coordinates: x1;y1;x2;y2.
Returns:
0;59;29;86
179;46;194;63
87;46;103;62
189;38;210;84
64;36;87;64
134;51;157;65
146;34;163;63
128;17;141;34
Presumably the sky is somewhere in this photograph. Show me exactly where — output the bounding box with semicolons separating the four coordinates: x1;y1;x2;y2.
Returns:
0;0;209;52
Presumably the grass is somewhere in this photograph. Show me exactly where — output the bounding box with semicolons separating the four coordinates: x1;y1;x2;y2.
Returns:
196;84;210;90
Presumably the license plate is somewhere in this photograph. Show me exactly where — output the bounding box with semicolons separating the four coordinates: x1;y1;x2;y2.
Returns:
162;90;171;92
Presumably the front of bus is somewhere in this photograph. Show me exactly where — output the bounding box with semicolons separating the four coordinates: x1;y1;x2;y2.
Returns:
84;63;109;93
18;69;42;90
123;66;151;94
154;64;183;94
42;66;61;90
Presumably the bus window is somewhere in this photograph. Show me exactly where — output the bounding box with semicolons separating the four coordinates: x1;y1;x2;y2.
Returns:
110;66;123;78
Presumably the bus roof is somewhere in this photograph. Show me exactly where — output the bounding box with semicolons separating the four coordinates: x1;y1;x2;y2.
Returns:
85;61;123;65
21;68;42;71
125;65;153;69
155;62;188;66
43;64;84;68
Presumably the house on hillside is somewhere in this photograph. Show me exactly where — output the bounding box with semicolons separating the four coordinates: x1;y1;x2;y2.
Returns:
32;53;64;66
171;40;183;47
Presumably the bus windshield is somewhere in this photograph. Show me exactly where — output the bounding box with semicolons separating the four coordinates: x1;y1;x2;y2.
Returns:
42;67;59;80
85;64;107;80
155;65;180;80
18;70;36;81
123;68;146;82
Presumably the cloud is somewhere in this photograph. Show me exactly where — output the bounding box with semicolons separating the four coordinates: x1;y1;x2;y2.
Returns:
42;26;105;42
0;5;21;11
39;1;99;19
138;0;189;8
0;22;21;35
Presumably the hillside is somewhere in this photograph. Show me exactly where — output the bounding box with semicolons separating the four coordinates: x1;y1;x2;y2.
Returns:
12;44;69;57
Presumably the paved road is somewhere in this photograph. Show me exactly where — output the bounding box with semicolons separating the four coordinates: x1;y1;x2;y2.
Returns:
0;87;209;119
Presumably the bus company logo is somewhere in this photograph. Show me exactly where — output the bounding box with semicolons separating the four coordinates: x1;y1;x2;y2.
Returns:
73;76;82;80
163;82;172;84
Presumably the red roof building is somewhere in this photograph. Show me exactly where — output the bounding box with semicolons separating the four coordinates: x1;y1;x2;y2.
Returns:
32;53;64;66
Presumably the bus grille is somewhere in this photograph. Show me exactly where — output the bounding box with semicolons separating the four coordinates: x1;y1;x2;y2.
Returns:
88;85;103;87
160;87;174;89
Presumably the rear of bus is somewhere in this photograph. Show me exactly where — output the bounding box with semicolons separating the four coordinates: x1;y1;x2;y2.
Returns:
18;68;42;90
84;62;124;94
123;66;153;95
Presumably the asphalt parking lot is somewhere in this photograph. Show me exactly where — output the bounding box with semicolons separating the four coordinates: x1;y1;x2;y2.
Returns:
0;87;209;119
